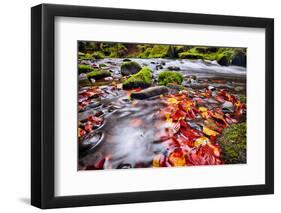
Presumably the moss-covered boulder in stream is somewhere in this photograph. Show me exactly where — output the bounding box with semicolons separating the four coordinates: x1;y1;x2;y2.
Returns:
157;71;183;86
218;122;246;164
121;61;142;76
123;67;152;90
87;69;111;80
78;64;93;74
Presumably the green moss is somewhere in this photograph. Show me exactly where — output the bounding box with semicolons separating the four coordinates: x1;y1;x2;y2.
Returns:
87;69;111;80
92;51;105;59
178;52;204;59
78;64;93;74
123;67;152;89
157;71;183;86
108;43;128;58
138;47;152;58
238;94;247;103
218;122;247;164
149;45;170;58
178;47;236;66
99;63;107;68
79;53;94;60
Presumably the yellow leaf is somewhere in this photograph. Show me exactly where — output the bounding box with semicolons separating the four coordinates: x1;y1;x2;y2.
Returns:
198;106;207;112
194;137;210;147
203;126;219;136
167;98;179;104
201;111;210;119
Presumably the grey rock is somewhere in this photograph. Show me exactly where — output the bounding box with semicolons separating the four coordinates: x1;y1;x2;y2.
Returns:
131;86;169;99
167;66;180;71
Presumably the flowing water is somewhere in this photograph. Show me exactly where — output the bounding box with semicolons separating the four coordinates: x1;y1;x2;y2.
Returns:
78;58;246;170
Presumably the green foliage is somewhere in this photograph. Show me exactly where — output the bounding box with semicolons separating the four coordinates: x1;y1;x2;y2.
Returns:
108;43;128;58
79;53;94;60
218;122;247;164
92;51;105;59
123;67;152;89
78;64;93;74
148;45;170;58
86;69;111;80
157;71;184;86
138;47;152;58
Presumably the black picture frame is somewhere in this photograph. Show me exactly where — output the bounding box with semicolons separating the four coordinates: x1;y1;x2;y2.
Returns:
31;3;274;209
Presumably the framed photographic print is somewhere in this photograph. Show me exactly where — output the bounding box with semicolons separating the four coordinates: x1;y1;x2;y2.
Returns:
31;3;274;209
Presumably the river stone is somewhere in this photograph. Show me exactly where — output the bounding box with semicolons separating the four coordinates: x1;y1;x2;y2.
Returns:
121;61;142;76
222;101;234;113
167;66;180;71
130;86;169;99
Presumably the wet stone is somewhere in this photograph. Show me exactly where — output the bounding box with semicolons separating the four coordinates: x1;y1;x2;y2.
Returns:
131;86;169;100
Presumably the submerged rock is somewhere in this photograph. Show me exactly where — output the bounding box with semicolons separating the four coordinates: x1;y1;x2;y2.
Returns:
130;86;169;99
167;66;180;71
79;132;104;151
221;101;234;113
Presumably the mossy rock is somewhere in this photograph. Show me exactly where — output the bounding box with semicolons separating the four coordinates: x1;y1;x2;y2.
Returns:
79;53;94;60
178;52;204;59
87;69;111;80
157;71;183;86
99;63;107;68
123;67;152;90
178;47;237;66
218;122;246;164
121;61;142;76
78;64;93;74
79;77;91;87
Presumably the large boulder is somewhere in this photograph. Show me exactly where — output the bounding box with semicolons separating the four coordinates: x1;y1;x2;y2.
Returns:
131;86;169;99
121;61;142;76
123;67;152;90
